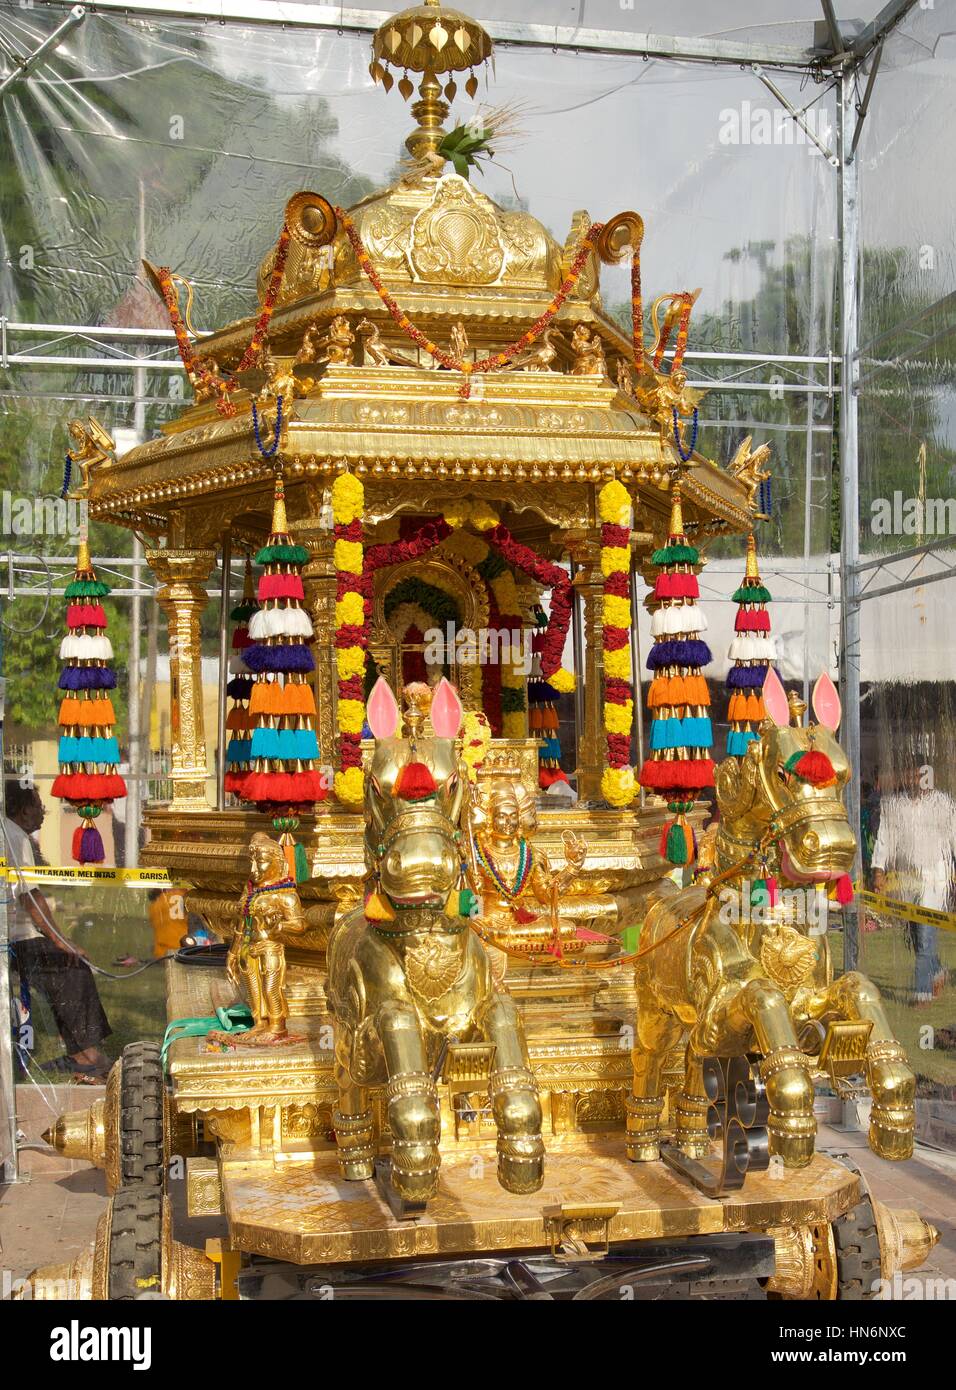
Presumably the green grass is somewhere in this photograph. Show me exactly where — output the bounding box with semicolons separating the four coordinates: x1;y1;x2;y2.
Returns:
17;904;168;1068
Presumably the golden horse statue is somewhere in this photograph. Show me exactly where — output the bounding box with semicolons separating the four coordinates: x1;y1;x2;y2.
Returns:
327;677;545;1208
628;668;915;1171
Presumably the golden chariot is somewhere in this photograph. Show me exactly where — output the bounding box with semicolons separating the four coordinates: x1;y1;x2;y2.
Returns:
35;1;937;1303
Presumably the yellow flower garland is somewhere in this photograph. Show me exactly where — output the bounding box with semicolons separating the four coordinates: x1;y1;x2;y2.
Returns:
599;479;636;807
332;472;367;808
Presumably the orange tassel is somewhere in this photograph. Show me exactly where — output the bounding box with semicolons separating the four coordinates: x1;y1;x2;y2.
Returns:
364;889;396;921
58;697;81;726
728;693;746;721
747;693;764;721
528;706;544;730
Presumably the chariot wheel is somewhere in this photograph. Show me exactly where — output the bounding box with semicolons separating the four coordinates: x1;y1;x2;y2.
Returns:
107;1187;165;1299
117;1042;166;1190
766;1191;886;1300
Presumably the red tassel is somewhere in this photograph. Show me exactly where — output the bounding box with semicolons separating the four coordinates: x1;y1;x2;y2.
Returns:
231;626;251;651
67;603;107;629
792;750;837;786
655;572;699;600
735;608;771;632
765;875;778;907
72;825;85;860
258;572;305;602
835;873;854;905
539;767;569;788
394;760;436;800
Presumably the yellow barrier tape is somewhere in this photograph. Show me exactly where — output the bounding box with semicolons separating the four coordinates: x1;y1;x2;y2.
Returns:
858;889;956;934
0;859;175;888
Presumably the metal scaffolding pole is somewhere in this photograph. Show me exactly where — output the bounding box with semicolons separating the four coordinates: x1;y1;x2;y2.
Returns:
838;70;862;971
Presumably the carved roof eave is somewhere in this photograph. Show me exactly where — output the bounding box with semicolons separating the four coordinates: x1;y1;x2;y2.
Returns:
89;372;753;537
196;283;629;364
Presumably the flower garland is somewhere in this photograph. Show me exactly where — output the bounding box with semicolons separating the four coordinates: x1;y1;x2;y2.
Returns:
598;480;637;808
338;206;604;399
331;471;370;808
51;537;126;864
461;709;492;782
638;489;714;865
483;525;574;692
652;292;694;373
726;532;777;756
157;225;291;418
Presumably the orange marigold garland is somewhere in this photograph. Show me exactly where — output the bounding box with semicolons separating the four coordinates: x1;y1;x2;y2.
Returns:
157;225;291;417
639;489;714;865
51;536;126;864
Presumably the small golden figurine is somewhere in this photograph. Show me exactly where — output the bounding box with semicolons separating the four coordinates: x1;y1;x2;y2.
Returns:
355;316;422;368
216;832;306;1048
466;775;594;961
65;418;115;497
569;322;606;376
514;326;561;372
449;318;470;361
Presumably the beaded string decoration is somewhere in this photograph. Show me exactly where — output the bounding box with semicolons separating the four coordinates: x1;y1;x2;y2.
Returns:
639;489;714;865
473;834;538;924
527;603;568;790
224;557;259;798
240;475;325;879
51;537;126;864
726;533;777;757
236;875;296;965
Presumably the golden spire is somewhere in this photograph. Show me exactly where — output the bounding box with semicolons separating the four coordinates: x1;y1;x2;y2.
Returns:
270;474;289;538
669;488;684;540
745;532;760;581
75;537;92;576
787;687;807;728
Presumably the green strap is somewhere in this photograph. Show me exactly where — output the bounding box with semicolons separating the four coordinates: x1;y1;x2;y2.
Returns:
161;1004;253;1066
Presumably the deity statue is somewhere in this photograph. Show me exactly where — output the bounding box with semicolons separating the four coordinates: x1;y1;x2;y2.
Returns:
569;323;607;377
465;775;599;962
449;319;470;361
218;832;306;1047
296;314;355;371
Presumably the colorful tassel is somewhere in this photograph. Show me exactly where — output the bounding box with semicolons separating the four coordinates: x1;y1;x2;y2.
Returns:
364;888;396;922
393;759;437;801
783;748;837;787
834;873;854;905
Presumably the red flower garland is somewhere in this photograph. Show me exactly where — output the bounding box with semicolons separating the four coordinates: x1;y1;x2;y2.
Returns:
483;525;572;681
158;226;291;418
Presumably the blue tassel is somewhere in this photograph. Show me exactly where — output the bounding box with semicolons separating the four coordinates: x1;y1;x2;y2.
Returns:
683;716;713;748
727;729;759;757
726;664;769;690
226;738;252;764
646;639;713;670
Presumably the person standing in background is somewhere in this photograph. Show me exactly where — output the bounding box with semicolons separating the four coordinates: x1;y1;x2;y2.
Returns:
871;766;954;1004
2;781;111;1082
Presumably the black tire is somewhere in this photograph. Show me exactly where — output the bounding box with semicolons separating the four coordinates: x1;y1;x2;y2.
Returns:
833;1194;883;1300
119;1042;166;1189
107;1187;164;1300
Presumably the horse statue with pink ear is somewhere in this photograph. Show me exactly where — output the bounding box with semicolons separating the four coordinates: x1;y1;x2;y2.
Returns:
627;668;915;1177
326;676;545;1209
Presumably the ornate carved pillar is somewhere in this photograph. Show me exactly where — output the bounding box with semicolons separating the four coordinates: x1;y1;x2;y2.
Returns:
146;548;216;810
564;530;605;804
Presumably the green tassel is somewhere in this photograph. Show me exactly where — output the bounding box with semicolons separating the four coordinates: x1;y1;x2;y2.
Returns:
459;888;477;918
293;841;310;884
732;583;772;604
255;542;309;565
651;543;700;566
64;578;111;598
665;820;690;865
751;878;769;908
230;598;259;620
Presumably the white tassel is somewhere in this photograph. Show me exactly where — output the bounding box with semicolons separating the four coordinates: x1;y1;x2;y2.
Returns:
728;635;778;661
59;634;113;661
249;606;314;641
651;603;707;637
